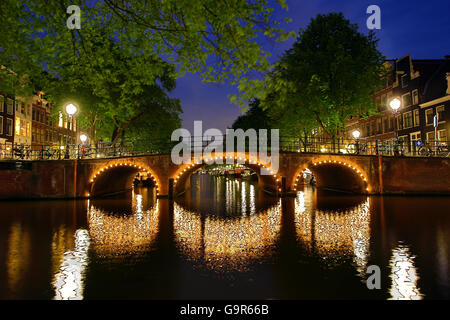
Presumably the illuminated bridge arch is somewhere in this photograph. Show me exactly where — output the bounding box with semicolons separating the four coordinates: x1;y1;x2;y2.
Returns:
88;162;161;197
172;153;280;196
292;159;370;194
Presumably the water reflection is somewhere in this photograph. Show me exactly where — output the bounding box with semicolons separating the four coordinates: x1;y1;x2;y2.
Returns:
6;223;31;296
53;229;90;300
174;201;282;272
1;176;450;300
294;188;370;274
389;243;423;300
183;174;274;217
87;190;159;258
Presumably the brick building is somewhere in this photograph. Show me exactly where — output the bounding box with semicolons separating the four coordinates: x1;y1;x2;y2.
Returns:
345;54;450;154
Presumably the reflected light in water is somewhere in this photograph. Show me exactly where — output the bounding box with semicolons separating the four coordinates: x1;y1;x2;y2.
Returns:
53;229;90;300
249;184;256;216
174;201;282;272
7;223;31;295
294;191;370;274
389;243;423;300
241;181;246;215
87;199;159;258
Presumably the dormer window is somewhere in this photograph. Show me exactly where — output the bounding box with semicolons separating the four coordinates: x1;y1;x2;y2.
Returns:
401;74;408;88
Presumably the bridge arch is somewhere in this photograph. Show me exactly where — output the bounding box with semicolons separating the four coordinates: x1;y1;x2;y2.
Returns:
292;159;370;194
172;153;280;196
88;162;161;197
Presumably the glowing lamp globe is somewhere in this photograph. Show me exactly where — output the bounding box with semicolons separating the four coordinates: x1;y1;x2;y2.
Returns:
352;130;361;139
389;98;401;112
65;103;77;116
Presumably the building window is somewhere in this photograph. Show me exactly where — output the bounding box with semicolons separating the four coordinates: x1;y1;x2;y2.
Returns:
410;131;421;152
413;109;420;127
15;118;21;136
389;116;394;131
7;99;14;115
396;115;403;130
438;129;447;142
6;118;13;136
426;131;435;143
401;74;408;88
425;108;434;125
26;121;30;137
58;112;63;127
376;118;382;134
436;105;445;123
402;92;412;107
412;89;419;105
0;95;4;113
20;120;26;136
0;116;3;135
403;111;413;129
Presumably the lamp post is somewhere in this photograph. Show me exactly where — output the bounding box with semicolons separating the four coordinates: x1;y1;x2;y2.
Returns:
352;129;361;154
389;98;401;155
65;103;78;158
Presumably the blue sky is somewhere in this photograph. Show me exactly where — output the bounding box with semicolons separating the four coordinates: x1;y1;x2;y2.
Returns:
174;0;450;133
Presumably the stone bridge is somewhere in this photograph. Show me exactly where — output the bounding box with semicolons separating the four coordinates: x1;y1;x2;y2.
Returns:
0;152;449;200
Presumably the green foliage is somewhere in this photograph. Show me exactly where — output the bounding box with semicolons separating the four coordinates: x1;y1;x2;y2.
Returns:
231;99;271;131
0;0;292;108
259;13;385;137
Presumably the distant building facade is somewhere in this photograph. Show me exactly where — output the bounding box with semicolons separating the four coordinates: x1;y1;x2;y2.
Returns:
14;96;32;145
345;54;450;154
31;92;77;147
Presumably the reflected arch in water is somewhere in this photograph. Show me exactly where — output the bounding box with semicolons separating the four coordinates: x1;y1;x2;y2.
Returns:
89;162;160;197
173;201;282;272
292;159;370;194
294;190;371;273
172;154;280;195
87;192;159;258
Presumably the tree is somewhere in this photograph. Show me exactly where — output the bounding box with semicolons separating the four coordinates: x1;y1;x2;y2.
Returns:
260;13;385;141
44;42;183;144
231;99;271;131
0;0;293;107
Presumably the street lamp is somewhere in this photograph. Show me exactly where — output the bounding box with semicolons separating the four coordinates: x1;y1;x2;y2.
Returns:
80;133;88;144
65;103;78;117
389;98;402;155
389;98;401;113
352;129;361;139
65;103;77;132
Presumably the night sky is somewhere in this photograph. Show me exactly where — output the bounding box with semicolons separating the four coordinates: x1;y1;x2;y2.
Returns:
173;0;450;133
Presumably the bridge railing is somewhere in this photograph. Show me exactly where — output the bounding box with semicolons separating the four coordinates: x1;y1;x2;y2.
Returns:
0;136;448;161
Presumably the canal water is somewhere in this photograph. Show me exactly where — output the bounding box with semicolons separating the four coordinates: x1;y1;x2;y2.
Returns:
0;174;449;300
